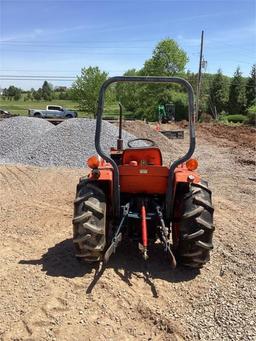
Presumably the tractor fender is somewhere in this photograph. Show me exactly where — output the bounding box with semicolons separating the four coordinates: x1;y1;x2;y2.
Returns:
174;169;201;184
172;168;201;199
87;168;113;202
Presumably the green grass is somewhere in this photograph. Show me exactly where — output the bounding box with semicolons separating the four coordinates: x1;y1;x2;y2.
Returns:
0;98;134;119
103;103;134;119
0;99;78;116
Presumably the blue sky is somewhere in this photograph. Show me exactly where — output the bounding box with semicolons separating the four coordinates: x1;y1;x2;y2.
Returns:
0;0;255;89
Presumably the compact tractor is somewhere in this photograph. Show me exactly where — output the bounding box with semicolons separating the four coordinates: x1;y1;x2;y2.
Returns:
73;76;214;268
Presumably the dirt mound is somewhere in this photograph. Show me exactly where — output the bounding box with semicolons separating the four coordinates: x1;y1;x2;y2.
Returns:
197;122;256;149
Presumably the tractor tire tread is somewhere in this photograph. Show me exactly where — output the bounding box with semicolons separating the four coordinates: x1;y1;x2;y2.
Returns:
193;196;214;212
174;181;214;269
182;206;204;219
84;201;105;217
73;182;107;263
195;217;215;231
183;229;204;240
195;240;213;250
82;222;105;235
74;192;93;204
72;211;92;224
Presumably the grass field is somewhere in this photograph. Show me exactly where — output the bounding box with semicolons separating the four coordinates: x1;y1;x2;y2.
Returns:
0;99;79;116
0;99;134;119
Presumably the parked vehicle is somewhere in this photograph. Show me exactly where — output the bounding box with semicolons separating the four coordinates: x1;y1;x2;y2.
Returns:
28;105;77;119
0;109;17;118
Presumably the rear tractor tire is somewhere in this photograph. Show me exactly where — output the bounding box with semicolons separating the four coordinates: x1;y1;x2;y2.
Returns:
174;180;214;268
73;181;107;263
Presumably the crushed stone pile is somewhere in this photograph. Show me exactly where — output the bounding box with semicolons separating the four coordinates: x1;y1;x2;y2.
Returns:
0;116;53;158
0;117;139;168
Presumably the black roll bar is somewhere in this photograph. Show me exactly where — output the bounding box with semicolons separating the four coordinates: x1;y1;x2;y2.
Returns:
95;76;196;222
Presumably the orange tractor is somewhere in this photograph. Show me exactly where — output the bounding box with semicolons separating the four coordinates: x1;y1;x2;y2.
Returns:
73;76;214;268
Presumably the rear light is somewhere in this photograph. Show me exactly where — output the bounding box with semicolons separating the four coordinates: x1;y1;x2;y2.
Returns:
87;155;100;169
186;159;198;171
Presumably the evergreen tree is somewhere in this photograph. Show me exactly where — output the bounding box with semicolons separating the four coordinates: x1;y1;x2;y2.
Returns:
228;67;246;114
33;88;43;101
209;69;229;114
42;81;53;101
246;64;256;107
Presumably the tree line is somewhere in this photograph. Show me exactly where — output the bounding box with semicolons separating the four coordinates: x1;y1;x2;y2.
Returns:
71;39;255;122
1;81;73;102
1;38;255;123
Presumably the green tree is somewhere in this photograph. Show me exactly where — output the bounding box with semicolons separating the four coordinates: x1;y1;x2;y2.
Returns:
135;39;188;120
4;86;22;101
185;71;197;92
246;64;256;107
33;88;43;101
228;67;246;114
42;81;53;101
116;69;140;111
141;38;188;76
209;69;229;114
14;90;22;101
72;66;108;116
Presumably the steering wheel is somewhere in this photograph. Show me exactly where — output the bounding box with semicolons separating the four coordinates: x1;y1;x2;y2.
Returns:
127;138;156;148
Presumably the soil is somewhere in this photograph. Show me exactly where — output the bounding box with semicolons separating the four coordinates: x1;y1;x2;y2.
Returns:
0;121;255;340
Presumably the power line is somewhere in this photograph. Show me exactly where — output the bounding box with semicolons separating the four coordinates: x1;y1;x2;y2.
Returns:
0;75;76;79
0;78;74;82
1;43;153;49
0;49;149;55
0;39;158;44
0;68;128;73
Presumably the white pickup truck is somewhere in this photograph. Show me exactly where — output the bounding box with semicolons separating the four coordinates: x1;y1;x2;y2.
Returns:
28;105;77;119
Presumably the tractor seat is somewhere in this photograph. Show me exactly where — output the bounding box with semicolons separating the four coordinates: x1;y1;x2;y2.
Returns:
122;147;163;166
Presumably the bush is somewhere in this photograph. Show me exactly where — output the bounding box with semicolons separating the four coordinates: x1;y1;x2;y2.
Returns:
245;112;256;125
246;104;256;115
220;110;227;116
220;114;247;123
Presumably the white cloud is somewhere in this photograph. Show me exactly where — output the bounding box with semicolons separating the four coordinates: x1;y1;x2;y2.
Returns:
0;25;90;42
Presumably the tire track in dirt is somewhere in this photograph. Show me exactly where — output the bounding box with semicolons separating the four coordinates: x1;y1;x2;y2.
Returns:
25;201;72;215
3;295;70;340
0;169;12;191
4;165;28;195
15;165;37;186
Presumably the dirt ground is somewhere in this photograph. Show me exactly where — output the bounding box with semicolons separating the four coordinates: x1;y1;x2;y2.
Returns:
0;122;255;340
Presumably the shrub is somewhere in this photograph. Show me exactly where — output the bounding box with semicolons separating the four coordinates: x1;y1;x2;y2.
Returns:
245;112;256;125
246;105;256;115
221;114;247;123
245;105;256;125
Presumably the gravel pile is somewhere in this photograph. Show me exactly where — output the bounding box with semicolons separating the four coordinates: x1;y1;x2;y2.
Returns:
0;117;53;158
0;117;139;168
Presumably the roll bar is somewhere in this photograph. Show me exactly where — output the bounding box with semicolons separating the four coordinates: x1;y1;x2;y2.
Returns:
95;76;196;222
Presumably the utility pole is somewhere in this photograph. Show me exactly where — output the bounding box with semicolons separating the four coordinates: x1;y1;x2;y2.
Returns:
195;30;204;120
